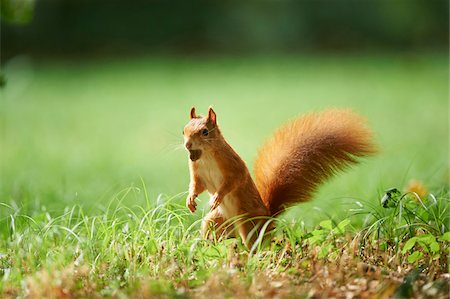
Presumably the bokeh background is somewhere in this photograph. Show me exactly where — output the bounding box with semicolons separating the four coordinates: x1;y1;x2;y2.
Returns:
1;0;448;225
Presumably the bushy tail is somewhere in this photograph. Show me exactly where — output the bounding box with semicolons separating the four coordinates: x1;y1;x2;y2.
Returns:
254;109;376;216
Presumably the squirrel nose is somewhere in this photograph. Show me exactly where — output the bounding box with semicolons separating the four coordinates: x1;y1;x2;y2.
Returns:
185;141;193;149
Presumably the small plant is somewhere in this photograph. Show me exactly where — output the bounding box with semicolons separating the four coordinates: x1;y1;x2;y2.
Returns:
355;188;449;241
352;187;449;275
289;218;353;260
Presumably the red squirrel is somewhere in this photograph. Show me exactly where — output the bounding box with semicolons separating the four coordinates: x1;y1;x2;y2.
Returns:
183;107;376;248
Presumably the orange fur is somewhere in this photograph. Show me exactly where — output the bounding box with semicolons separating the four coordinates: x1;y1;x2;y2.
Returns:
183;107;376;248
254;109;377;215
183;107;269;247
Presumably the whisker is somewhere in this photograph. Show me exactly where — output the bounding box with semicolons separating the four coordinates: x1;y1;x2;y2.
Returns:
164;142;186;153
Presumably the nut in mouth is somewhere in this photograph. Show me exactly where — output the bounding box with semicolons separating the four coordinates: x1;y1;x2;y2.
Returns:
189;149;202;161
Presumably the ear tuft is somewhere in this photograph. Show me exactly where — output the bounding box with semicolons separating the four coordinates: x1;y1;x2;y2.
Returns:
190;107;197;119
208;106;217;125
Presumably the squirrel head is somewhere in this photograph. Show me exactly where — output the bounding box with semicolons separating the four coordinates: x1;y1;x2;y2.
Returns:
183;106;220;161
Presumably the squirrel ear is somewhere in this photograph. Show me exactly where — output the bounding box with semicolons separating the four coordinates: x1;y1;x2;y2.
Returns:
207;106;217;125
190;107;197;119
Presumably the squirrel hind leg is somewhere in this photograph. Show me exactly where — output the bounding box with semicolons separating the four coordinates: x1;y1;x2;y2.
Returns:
201;209;235;241
237;218;274;250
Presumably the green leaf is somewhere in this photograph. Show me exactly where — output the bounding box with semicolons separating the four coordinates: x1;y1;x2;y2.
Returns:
407;251;423;263
333;219;350;234
418;234;434;244
202;245;225;257
311;229;326;236
319;220;333;230
430;241;440;254
318;244;333;259
418;241;430;253
439;232;450;242
307;235;324;246
402;237;417;254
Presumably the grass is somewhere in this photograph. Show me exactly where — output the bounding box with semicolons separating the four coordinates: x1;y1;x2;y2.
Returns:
0;186;448;297
0;53;448;297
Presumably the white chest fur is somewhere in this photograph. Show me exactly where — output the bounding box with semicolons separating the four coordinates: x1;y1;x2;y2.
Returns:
195;153;238;218
196;153;222;193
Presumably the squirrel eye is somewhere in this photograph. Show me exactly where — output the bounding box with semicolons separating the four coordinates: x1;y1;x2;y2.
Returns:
202;128;209;136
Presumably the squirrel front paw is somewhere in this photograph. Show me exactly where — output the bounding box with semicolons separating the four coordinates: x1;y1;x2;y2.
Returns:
210;193;223;210
186;193;198;213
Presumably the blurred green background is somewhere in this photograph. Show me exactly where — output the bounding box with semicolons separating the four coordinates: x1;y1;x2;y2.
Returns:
1;0;448;225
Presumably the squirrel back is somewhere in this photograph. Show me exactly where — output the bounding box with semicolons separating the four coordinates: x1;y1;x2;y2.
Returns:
254;109;376;216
